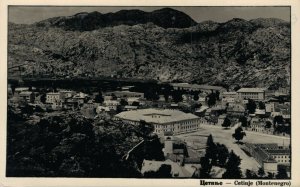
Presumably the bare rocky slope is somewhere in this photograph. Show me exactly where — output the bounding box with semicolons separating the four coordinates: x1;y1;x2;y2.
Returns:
8;8;291;90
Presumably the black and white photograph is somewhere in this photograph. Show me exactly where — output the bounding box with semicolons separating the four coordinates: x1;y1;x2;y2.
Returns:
4;4;295;181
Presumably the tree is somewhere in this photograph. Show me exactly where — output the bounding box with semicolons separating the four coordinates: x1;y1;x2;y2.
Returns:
215;90;220;101
258;167;265;178
258;101;265;110
193;92;199;101
265;121;272;128
205;134;217;160
191;103;202;112
199;156;212;178
145;87;159;101
111;93;117;100
216;143;229;166
222;117;231;129
144;164;172;178
245;169;258;179
172;91;183;103
157;164;172;178
239;116;248;127
132;101;139;106
163;93;169;102
276;167;288;179
266;172;274;179
120;99;128;106
233;85;241;91
40;94;46;104
143;137;165;161
232;127;246;143
273;115;284;125
246;99;256;114
137;120;154;140
222;151;242;179
207;93;217;107
21;104;34;116
94;92;104;103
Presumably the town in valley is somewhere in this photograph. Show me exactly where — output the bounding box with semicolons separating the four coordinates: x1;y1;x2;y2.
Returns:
7;6;291;179
7;79;291;178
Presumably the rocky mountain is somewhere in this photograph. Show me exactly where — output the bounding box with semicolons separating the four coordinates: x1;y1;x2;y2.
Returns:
35;8;197;31
8;8;291;90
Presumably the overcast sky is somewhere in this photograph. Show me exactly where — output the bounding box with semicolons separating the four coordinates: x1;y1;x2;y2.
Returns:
9;6;290;24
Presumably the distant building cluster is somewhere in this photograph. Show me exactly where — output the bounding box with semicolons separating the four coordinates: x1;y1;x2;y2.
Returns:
8;82;291;138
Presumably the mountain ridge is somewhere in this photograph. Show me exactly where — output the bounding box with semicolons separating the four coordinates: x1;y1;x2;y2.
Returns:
34;8;198;31
8;11;291;90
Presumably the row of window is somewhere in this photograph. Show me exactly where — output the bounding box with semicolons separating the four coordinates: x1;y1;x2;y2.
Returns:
241;93;260;95
276;159;290;163
274;155;290;159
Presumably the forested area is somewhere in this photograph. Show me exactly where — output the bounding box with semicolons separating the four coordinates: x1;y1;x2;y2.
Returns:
6;106;161;177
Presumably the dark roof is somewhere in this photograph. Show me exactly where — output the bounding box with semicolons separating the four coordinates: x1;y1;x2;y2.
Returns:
265;149;290;155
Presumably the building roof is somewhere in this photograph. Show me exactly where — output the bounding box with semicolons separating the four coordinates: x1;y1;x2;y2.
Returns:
127;97;140;102
125;105;138;109
97;106;110;112
104;100;120;104
195;106;209;113
265;149;290;155
115;108;199;124
58;90;73;93
171;83;224;91
222;92;237;95
237;88;264;93
218;114;227;119
15;87;29;91
47;92;60;95
19;91;33;96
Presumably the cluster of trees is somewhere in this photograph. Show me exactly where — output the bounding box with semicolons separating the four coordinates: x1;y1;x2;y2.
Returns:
197;135;242;178
6;107;162;177
273;116;291;135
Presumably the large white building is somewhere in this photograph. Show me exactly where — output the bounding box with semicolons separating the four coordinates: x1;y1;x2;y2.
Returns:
237;88;265;101
115;108;201;135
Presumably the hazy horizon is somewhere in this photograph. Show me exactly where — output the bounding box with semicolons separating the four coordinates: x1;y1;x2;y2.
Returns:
9;6;290;25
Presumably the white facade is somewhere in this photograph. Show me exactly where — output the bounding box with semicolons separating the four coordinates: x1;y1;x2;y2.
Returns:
104;100;120;110
46;93;61;104
115;109;201;135
237;88;265;101
265;103;275;113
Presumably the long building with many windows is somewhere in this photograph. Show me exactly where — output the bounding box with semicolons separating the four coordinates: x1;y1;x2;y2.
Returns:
115;108;201;135
243;143;290;173
237;88;265;101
